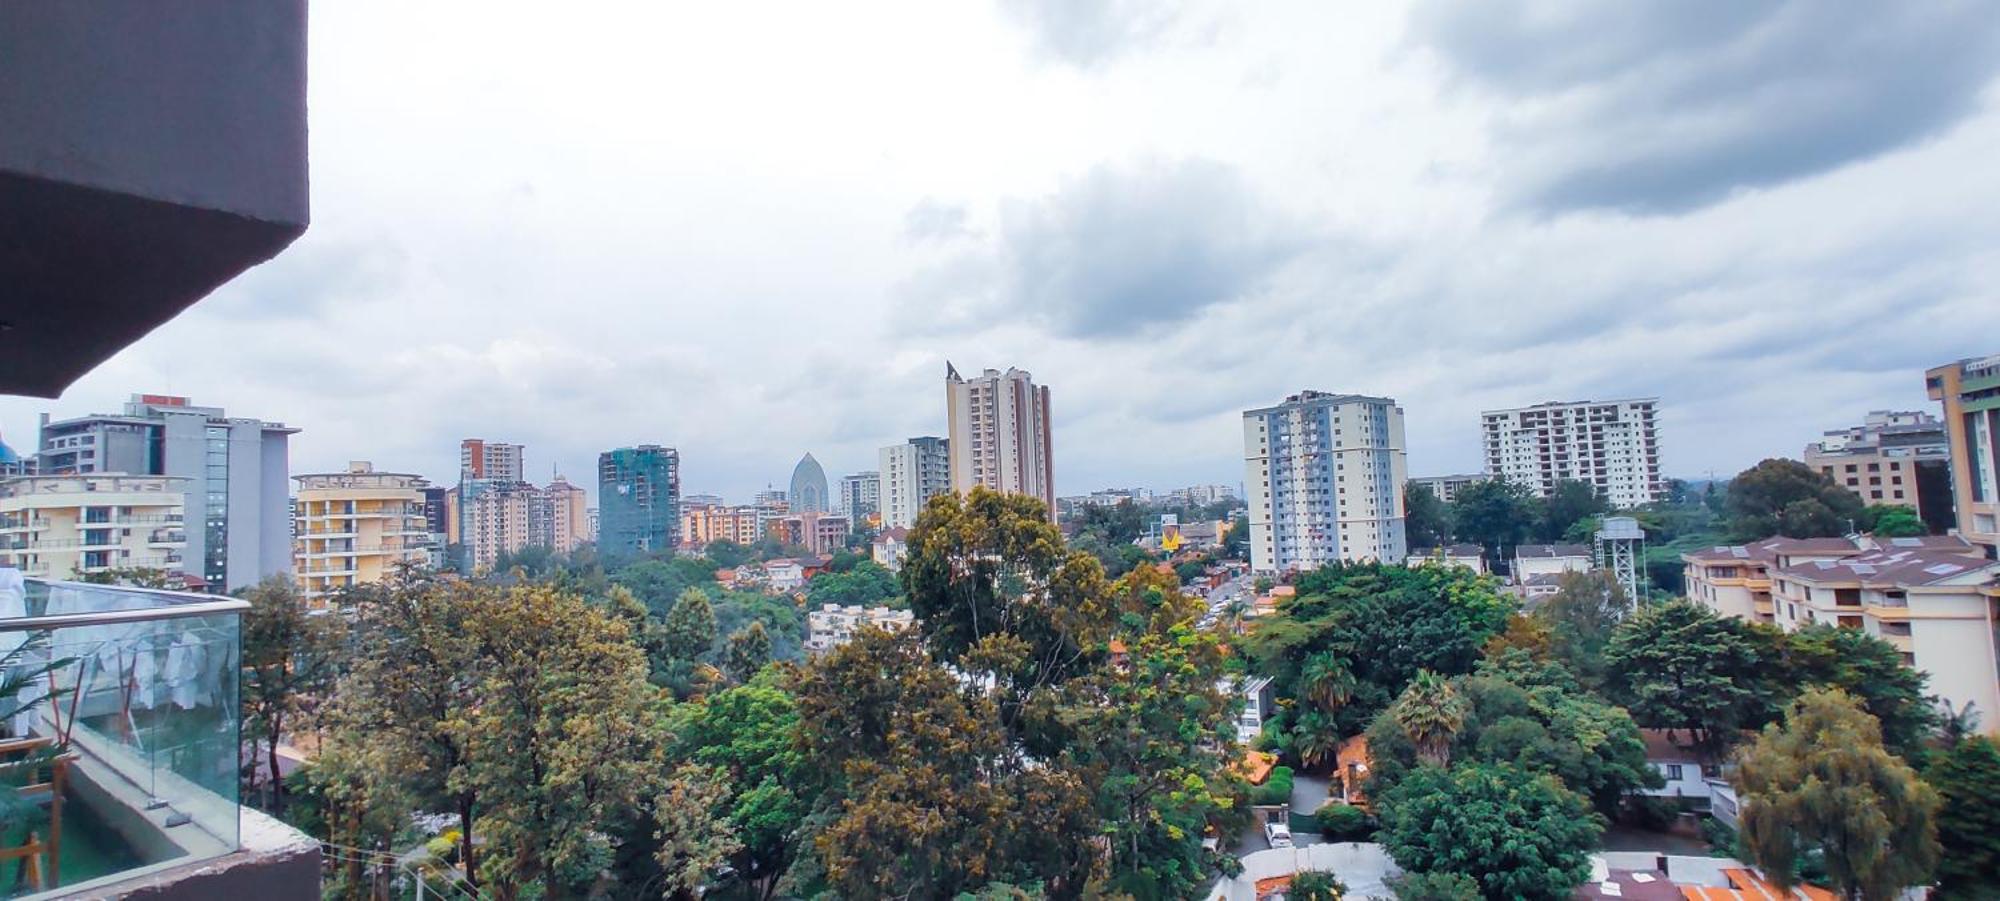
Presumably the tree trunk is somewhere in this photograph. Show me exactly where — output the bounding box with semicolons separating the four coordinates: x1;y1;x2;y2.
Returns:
266;710;286;814
458;796;478;887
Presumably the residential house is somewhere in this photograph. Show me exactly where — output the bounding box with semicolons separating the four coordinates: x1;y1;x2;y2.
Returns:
1405;543;1487;574
806;603;915;654
872;527;909;572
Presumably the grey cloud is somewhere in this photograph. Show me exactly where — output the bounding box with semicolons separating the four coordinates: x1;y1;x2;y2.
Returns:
927;158;1306;339
997;0;1185;68
1409;0;2000;214
202;234;408;320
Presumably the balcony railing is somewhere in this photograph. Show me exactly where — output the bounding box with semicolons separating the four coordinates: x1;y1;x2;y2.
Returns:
0;576;247;897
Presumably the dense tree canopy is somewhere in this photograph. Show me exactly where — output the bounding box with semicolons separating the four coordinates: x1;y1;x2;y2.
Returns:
1245;562;1513;740
1736;689;1940;899
1926;736;2000;897
1725;458;1866;540
1604;600;1783;752
1781;624;1937;758
1403;482;1452;549
1450;478;1540;565
804;559;901;608
1376;762;1601;900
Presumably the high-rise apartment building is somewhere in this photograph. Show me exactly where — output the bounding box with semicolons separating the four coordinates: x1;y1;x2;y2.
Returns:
539;475;591;554
1243;390;1408;574
458;479;538;573
682;502;762;547
37;394;294;590
1481;398;1662;507
599;445;680;556
945;364;1055;519
879;436;950;529
838;471;881;520
292;462;433;602
0;474;188;580
1408;473;1487;504
1928;355;2000;556
459;438;524;482
789;453;830;513
1804;411;1952;530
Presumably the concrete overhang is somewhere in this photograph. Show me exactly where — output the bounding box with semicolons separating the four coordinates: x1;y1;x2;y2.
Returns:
0;0;309;398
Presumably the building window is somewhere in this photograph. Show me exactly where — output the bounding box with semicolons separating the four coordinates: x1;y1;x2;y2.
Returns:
1662;764;1684;781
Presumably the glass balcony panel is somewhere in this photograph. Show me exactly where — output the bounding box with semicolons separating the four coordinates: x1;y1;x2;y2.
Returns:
0;576;243;898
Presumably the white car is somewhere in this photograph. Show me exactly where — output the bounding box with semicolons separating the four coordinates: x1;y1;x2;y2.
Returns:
1264;821;1294;848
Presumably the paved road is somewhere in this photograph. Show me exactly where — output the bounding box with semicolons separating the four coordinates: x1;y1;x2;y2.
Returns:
1291;773;1330;815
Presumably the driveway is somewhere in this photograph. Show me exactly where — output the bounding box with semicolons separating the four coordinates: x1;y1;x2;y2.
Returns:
1291;772;1331;815
1210;843;1401;901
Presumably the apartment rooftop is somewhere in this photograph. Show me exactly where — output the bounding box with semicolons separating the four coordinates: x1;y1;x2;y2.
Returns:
1515;543;1593;559
1775;547;2000;588
1681;536;1863;565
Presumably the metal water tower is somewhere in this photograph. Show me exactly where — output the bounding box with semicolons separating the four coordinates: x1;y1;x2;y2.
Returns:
1595;515;1647;603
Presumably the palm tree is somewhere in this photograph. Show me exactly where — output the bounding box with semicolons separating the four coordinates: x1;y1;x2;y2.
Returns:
1937;698;1982;746
1292;710;1343;769
1299;652;1356;716
1393;670;1469;768
1220;598;1250;635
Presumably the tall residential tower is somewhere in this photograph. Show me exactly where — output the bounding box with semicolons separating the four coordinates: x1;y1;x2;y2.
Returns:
1481;398;1662;507
1928;355;2000;555
880;437;950;529
945;364;1055;519
1243;390;1408;574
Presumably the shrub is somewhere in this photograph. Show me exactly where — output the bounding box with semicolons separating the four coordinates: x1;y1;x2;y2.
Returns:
1253;765;1295;807
1388;871;1481;900
1621;795;1681;831
1291;870;1347;900
1314;801;1371;841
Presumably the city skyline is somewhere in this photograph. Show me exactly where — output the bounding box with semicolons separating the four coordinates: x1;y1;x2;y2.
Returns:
2;2;1997;503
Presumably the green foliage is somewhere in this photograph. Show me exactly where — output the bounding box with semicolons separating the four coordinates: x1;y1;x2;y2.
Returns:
1290;870;1346;900
1604;599;1783;752
706;539;755;568
1314;801;1370;840
661;587;718;661
1537;479;1609;542
613;557;721;615
1859;504;1927;537
1376;762;1601;900
1533;570;1632;690
1393;671;1469;768
805;559;901;608
667;678;810;894
1245;562;1512;737
724;620;774;683
1725;458;1865;540
1386;871;1482;901
1926;736;2000;896
1403;482;1452;550
240;576;345;814
1735;688;1940;899
1254;766;1296;806
1222;513;1249;561
1782;624;1937;758
1449;478;1540;563
711;587;805;661
1366;655;1661;816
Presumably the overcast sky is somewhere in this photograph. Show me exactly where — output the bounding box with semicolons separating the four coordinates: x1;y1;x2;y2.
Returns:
7;0;2000;504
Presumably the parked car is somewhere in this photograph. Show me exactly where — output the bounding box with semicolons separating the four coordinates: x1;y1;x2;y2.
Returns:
1264;821;1294;848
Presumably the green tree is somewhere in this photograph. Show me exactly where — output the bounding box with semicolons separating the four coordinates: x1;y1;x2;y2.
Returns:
1290;870;1346;901
614;557;721;616
1534;570;1632;690
1403;482;1453;549
1537;479;1608;542
1392;671;1469;768
240;576;344;814
667;679;810;898
1783;624;1937;758
1927;736;2000;897
454;585;661;898
805;560;901;608
1387;872;1482;901
706;539;754;568
1859;504;1926;537
1736;688;1940;899
724;620;774;683
661;587;719;661
1450;478;1540;567
1725;458;1865;540
1222;513;1249;561
1603;600;1781;752
652;764;744;901
1376;762;1601;900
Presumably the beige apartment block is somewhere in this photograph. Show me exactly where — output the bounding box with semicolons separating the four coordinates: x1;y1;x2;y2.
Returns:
0;474;188;580
1687;535;1998;734
294;462;434;602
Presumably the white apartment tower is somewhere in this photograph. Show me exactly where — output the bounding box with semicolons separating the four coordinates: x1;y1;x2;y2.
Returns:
1243;390;1408;574
1481;399;1662;507
945;364;1055;520
879;437;950;529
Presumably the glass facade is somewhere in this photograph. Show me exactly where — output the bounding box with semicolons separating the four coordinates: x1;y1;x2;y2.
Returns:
202;427;229;587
